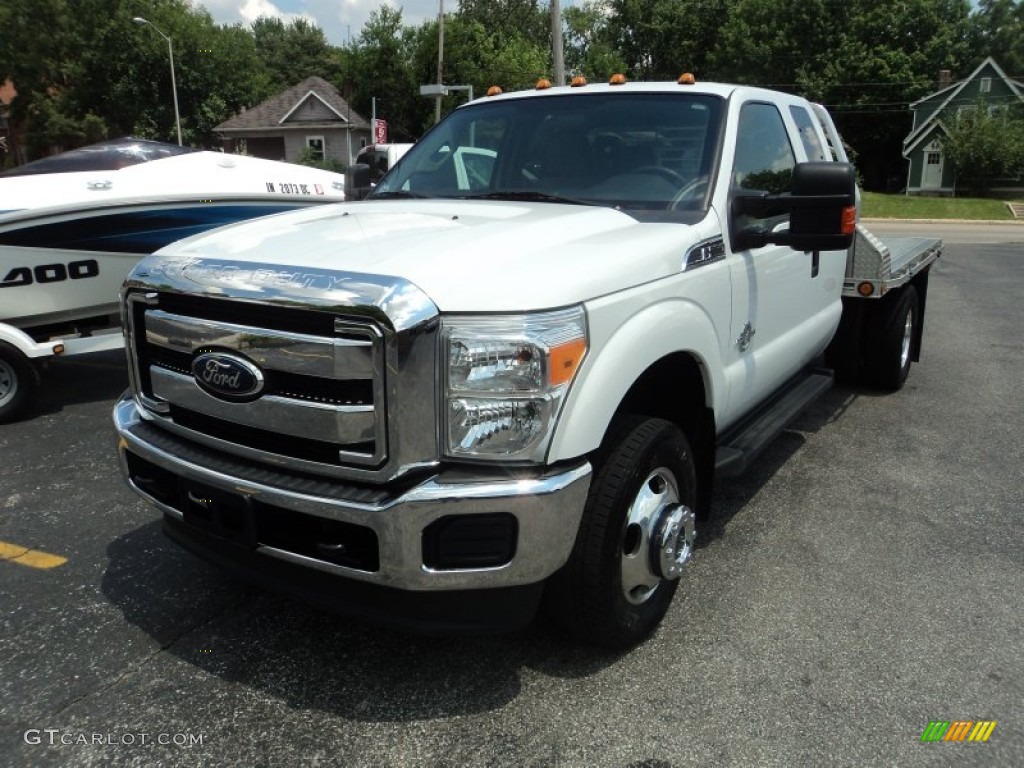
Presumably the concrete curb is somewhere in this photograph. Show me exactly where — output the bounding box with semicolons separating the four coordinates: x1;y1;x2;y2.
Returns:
861;218;1024;225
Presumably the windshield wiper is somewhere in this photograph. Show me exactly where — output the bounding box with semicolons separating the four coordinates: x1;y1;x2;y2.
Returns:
368;190;430;200
460;191;593;206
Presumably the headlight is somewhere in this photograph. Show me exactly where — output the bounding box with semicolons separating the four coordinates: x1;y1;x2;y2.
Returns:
442;307;587;461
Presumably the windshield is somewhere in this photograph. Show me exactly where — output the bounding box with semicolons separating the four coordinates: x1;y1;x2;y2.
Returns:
0;138;197;177
372;92;724;220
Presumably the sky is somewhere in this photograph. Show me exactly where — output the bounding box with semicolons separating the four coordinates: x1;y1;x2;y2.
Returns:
194;0;459;46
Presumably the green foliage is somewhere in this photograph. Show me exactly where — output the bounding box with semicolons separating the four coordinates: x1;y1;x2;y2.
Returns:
707;0;974;190
970;0;1024;75
252;17;341;92
295;146;346;173
0;0;1019;188
348;7;425;140
458;0;550;50
941;102;1024;195
605;0;729;80
564;4;628;81
0;0;271;154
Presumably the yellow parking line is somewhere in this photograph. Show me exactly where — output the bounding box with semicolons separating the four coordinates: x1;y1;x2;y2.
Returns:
0;540;68;569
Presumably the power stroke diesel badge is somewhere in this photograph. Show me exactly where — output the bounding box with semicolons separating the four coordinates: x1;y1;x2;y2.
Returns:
191;351;265;401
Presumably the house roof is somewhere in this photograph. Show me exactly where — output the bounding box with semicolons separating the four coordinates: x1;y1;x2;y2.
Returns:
215;76;369;134
903;119;950;158
903;57;1024;154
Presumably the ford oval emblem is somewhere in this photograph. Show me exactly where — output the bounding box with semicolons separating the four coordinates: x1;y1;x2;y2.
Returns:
191;351;264;400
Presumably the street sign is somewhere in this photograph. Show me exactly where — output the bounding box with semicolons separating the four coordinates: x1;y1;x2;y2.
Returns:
418;84;448;97
373;119;388;144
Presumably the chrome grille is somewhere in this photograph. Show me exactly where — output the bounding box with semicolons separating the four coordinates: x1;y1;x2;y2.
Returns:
122;256;442;484
129;293;387;472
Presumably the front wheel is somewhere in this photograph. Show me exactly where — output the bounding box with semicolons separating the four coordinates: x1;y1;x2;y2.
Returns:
0;342;39;424
544;416;697;649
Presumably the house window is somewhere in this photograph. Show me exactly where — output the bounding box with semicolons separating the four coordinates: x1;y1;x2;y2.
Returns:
305;135;325;162
979;77;992;94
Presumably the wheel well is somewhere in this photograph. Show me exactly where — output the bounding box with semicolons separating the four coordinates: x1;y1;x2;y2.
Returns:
615;352;716;518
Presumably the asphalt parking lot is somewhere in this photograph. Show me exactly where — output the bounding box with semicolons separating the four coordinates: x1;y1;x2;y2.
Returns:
1;233;1022;767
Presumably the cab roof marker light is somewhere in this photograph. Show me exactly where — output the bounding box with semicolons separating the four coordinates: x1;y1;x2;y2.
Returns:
609;73;627;85
570;75;588;87
677;72;696;85
535;78;552;90
486;85;503;97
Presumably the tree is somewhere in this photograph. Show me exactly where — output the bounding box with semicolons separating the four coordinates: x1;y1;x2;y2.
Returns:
708;0;974;190
347;7;425;140
457;0;550;50
563;3;628;81
970;0;1024;75
0;0;270;155
252;17;342;93
604;0;729;80
941;102;1024;195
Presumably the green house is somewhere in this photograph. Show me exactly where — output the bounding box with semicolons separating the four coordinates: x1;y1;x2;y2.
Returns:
902;57;1024;196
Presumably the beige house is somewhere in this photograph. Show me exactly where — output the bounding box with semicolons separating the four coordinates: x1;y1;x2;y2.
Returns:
215;76;370;166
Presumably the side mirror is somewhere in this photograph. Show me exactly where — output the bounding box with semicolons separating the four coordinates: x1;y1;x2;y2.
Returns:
345;163;372;200
731;161;856;252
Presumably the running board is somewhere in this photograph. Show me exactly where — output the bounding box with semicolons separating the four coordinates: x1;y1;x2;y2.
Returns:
715;369;834;479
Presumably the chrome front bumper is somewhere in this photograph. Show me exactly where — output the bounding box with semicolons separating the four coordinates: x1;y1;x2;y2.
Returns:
113;394;591;592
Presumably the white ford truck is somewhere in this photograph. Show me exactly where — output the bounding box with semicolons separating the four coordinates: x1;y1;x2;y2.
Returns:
113;76;940;648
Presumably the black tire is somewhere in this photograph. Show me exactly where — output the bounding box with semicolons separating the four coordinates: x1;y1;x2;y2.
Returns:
864;286;919;391
0;342;39;424
544;415;698;649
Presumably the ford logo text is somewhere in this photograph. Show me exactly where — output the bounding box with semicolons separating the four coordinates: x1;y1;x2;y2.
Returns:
191;351;264;400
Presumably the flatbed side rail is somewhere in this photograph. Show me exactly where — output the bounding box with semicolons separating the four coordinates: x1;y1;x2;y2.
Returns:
843;223;941;299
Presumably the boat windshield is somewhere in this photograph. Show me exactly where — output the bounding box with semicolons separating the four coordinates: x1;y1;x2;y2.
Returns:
371;91;724;222
0;138;198;177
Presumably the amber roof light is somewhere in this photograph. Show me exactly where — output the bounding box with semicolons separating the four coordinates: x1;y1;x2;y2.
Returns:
609;73;627;85
677;72;696;85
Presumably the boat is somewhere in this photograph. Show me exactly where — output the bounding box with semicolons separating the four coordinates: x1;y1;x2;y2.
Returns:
0;137;347;422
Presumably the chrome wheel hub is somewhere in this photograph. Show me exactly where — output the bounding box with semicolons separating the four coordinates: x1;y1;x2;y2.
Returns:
620;467;695;605
652;503;697;580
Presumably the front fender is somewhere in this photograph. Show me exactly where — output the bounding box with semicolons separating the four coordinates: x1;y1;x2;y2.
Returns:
548;291;727;462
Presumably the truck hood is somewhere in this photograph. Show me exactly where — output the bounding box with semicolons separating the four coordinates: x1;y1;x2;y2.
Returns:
157;200;713;312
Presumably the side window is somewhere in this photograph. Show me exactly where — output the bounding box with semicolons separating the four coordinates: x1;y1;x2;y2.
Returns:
732;102;795;191
789;106;826;161
732;102;796;239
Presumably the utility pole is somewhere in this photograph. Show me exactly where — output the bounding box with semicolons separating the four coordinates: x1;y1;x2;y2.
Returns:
436;0;445;123
551;0;565;86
